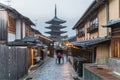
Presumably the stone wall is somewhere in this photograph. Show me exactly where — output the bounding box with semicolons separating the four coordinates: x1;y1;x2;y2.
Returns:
108;58;120;73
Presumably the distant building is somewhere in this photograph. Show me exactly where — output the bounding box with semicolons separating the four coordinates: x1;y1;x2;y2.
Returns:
45;5;67;41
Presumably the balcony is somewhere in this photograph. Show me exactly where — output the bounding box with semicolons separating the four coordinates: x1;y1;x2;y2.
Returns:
87;24;98;33
77;31;85;37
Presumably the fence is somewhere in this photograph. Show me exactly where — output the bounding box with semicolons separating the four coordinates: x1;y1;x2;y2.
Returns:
0;44;29;80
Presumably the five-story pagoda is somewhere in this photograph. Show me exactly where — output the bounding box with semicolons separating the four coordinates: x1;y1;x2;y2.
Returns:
45;5;67;41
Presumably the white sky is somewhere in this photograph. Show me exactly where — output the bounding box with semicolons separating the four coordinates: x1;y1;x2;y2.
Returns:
1;0;94;37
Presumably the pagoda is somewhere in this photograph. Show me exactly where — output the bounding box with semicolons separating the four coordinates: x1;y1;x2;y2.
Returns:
45;5;67;41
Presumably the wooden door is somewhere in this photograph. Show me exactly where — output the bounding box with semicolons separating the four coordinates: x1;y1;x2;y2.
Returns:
111;38;120;58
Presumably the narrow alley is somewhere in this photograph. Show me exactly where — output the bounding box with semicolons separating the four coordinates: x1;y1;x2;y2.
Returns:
24;57;76;80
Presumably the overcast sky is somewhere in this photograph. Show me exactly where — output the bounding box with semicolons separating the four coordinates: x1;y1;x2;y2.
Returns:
1;0;94;37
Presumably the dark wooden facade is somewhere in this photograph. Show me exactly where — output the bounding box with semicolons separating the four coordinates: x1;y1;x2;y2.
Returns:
0;10;7;42
111;25;120;58
0;44;28;79
71;48;92;63
8;14;16;34
25;25;34;37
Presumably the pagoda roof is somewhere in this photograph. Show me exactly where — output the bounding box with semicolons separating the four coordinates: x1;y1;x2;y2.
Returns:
46;17;66;24
45;25;67;29
45;31;67;34
46;5;66;24
50;36;67;41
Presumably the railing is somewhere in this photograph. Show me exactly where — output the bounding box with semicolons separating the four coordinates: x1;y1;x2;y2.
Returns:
77;31;85;37
87;24;98;33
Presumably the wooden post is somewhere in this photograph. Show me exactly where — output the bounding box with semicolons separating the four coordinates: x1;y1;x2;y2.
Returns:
92;48;94;63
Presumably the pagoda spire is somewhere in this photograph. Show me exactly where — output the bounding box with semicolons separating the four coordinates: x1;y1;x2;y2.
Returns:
55;4;57;18
45;4;67;41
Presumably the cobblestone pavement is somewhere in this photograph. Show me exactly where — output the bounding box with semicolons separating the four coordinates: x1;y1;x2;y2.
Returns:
25;57;74;80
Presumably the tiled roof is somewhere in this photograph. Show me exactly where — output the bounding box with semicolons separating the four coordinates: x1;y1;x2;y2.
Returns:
46;17;66;24
0;3;35;26
8;37;43;46
71;37;110;47
8;40;28;46
64;36;76;42
22;37;36;42
103;19;120;27
73;0;107;29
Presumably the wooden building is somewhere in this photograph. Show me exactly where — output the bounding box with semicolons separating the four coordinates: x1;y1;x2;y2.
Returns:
72;0;111;63
0;3;54;68
0;3;35;43
72;0;120;79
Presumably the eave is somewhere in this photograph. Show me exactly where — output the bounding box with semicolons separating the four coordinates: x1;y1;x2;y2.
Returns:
72;0;107;30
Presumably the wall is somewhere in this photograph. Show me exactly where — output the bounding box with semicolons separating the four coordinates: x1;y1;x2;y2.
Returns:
77;36;85;42
8;33;15;41
0;44;28;79
85;22;90;40
96;44;109;64
109;0;119;20
98;5;107;37
108;58;120;74
22;22;26;38
8;15;16;34
89;32;98;39
16;19;21;40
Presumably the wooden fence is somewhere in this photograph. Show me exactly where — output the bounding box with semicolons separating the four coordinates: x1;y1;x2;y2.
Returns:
0;44;29;80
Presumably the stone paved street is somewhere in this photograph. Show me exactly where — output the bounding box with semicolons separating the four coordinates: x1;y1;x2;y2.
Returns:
24;57;75;80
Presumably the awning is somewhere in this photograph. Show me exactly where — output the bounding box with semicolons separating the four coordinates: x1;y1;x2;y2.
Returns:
22;37;36;43
71;41;85;47
103;19;120;27
34;41;43;47
71;37;110;47
8;37;42;46
8;40;28;46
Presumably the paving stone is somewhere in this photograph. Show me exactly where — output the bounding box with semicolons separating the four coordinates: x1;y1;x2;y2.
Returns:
25;57;74;80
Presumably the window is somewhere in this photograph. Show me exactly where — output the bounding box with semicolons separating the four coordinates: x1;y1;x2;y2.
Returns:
87;17;98;33
77;27;85;37
90;17;98;29
79;27;85;33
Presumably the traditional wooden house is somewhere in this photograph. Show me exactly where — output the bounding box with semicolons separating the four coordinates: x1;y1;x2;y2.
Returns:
72;0;111;63
0;3;37;79
38;34;54;57
0;3;35;43
0;3;54;79
72;0;120;79
0;3;45;66
26;28;54;65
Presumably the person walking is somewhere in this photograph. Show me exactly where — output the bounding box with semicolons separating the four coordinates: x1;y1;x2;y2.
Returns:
57;52;61;64
61;53;64;63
